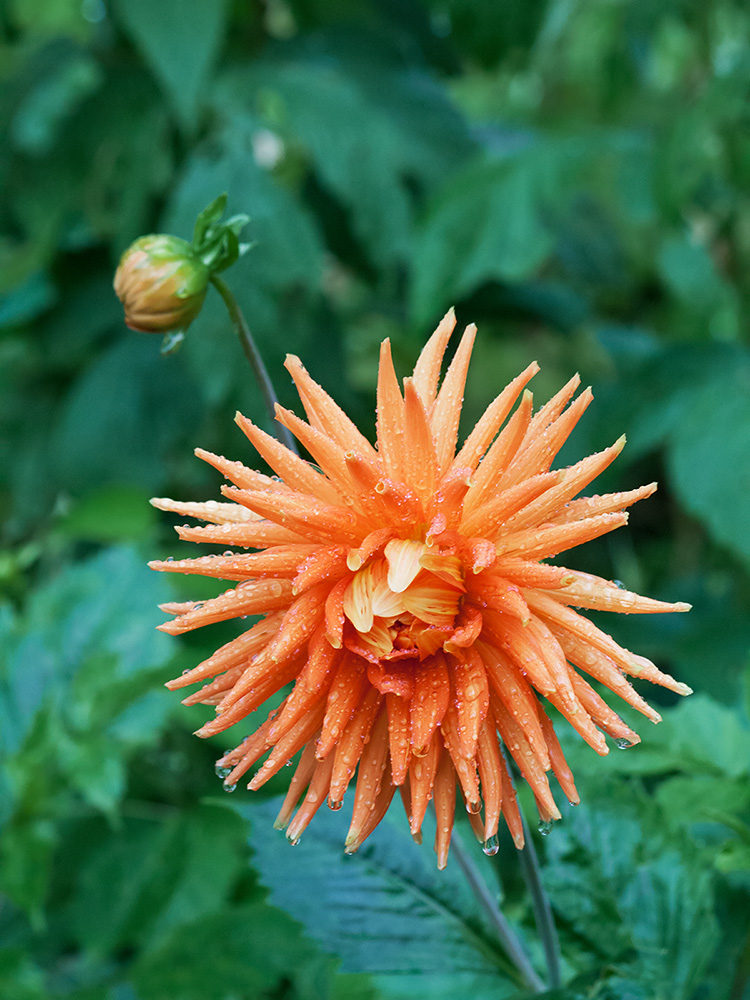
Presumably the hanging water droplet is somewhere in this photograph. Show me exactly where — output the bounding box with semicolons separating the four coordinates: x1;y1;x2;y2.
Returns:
160;330;185;355
288;834;300;847
222;780;237;793
285;758;293;767
538;819;553;836
223;550;234;557
166;556;174;563
215;762;232;779
615;737;635;749
466;799;482;815
327;797;343;811
482;835;499;856
613;579;626;590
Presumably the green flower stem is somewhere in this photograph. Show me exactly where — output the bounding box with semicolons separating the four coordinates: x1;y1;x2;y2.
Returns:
210;274;299;456
450;827;546;995
500;747;562;990
517;811;562;989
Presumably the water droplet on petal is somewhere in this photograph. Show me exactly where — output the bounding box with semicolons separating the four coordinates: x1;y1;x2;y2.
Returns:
222;780;237;793
327;797;343;811
215;762;232;779
482;835;499;856
166;556;174;563
466;799;482;815
615;737;635;749
613;579;626;590
223;550;234;557
538;819;553;836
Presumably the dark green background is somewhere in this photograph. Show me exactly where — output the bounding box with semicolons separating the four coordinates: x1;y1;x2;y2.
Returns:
1;1;749;998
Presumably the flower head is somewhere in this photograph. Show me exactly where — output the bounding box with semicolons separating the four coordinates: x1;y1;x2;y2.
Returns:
114;234;209;333
151;311;690;867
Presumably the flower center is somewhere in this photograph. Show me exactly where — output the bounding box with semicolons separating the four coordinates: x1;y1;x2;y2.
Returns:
342;538;465;661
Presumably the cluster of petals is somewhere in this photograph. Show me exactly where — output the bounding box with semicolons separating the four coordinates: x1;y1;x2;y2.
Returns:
150;310;691;867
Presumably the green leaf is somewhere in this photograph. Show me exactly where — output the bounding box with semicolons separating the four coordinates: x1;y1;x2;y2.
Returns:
131;901;335;1000
668;360;750;567
112;0;231;129
192;193;227;246
246;798;519;987
67;804;248;956
410;139;583;324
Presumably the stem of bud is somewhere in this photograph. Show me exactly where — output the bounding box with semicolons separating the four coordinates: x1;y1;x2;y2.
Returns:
210;275;299;456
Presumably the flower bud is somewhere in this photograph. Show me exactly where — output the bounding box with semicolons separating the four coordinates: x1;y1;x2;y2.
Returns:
114;234;209;334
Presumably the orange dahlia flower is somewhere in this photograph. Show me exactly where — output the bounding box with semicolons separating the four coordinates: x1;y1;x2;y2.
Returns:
150;311;691;867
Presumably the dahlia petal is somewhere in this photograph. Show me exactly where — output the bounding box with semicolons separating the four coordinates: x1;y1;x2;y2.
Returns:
440;700;481;811
324;576;349;648
151;497;258;524
498;751;525;848
387;692;411;785
504;438;626;533
482;609;556;696
224;486;360;544
430;323;477;473
491;694;560;820
316;655;368;759
409;734;441;836
476;717;503;841
345;706;390;848
412;307;456;409
234;413;342;505
274;741;319;830
157;578;293;635
385;538;428;593
176;520;310;547
328;688;383;806
549;483;657;524
402;378;439;503
428;466;472;531
503;387;593;487
222;711;280;785
404;655;448;755
491;558;573;589
461;470;560;539
552;627;662;723
550;571;692;615
266;631;340;742
274;405;363;503
194;448;286;492
376;339;407;481
535;707;580;805
527;373;581;435
419;551;465;590
433;750;457;870
150;546;315;582
497;511;628;561
293;546;348;594
248;701;327;791
478;641;551;770
194;656;301;737
285;753;336;845
401;571;462;626
628;653;693;696
462;390;533;515
284;354;378;460
450;361;539;475
568;672;641;748
451;648;490;759
367;661;415;698
165;612;283;690
444;604;483;653
346;762;397;854
346;527;396;571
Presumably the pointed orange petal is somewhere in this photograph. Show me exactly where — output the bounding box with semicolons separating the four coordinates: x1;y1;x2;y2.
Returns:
412;307;456;408
376;339;406;481
430;323;477;473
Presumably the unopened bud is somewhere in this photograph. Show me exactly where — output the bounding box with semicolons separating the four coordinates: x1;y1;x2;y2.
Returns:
114;234;209;334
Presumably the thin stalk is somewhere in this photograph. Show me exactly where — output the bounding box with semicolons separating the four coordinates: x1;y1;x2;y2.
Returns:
500;747;562;990
210;274;299;456
517;811;562;989
450;828;546;995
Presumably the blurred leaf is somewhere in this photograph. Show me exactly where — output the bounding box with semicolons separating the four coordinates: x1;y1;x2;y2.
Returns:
0;949;46;1000
113;0;231;129
131;901;334;1000
58;485;157;544
68;804;247;955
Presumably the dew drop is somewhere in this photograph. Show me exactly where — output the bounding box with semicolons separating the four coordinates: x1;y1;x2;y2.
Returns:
222;780;237;793
193;602;204;611
166;556;174;563
482;835;500;856
288;835;301;847
466;799;482;815
223;550;234;557
613;579;626;590
215;762;232;779
327;797;343;811
538;819;553;836
615;737;636;749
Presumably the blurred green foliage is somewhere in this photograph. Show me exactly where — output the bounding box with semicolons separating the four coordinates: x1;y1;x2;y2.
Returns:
1;0;749;997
